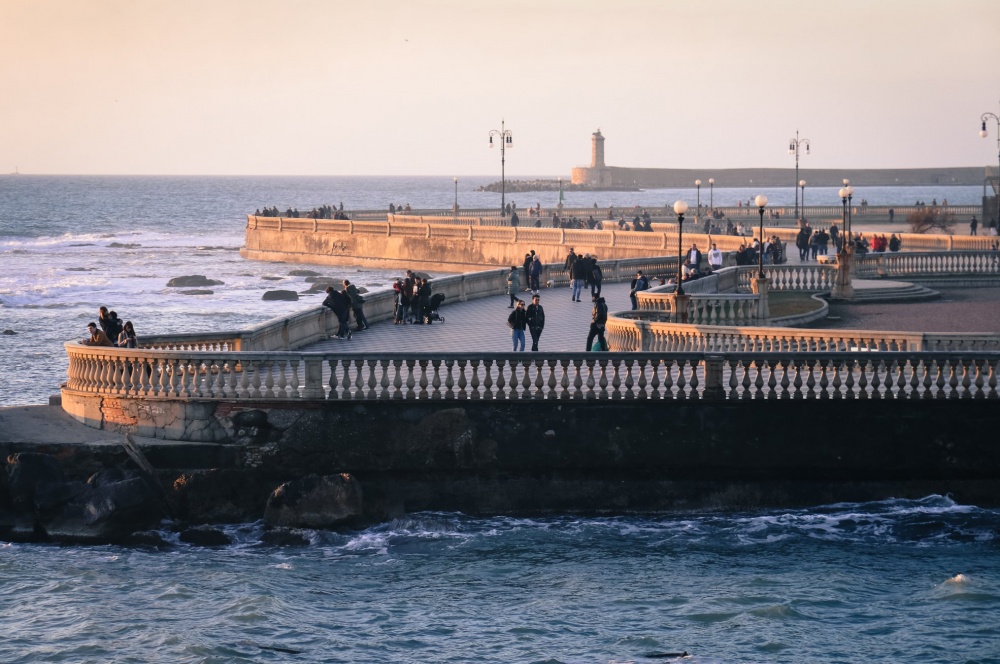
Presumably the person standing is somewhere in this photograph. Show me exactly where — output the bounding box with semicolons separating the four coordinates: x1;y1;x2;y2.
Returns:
342;279;370;331
971;216;979;236
526;294;545;351
687;244;703;273
418;277;433;324
117;321;138;348
571;253;588;302
708;244;723;271
586;295;609;352
888;208;894;224
507;298;527;351
322;286;352;339
506;266;520;307
529;255;543;295
563;247;577;279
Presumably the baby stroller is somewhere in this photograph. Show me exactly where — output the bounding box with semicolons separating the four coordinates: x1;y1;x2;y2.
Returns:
427;293;446;323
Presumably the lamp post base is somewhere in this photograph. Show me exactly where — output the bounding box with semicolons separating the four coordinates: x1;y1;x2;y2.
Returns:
750;275;771;321
830;248;855;300
670;293;691;324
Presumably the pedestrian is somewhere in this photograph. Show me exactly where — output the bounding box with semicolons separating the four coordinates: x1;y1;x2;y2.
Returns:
507;298;527;351
708;243;723;271
564;247;577;278
506;266;520;307
529;255;543;295
571;253;588;302
82;322;114;347
629;270;649;310
971;216;979;236
586;296;609;351
418;277;433;324
117;321;138;348
342;279;370;331
322;286;352;339
590;257;603;298
526;294;545;351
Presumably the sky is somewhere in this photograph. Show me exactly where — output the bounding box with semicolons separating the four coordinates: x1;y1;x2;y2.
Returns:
2;0;1000;176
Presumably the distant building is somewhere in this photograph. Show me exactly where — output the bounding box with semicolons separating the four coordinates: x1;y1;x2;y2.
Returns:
570;129;984;189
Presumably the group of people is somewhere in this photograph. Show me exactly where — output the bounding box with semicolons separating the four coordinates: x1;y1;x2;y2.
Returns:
321;279;371;340
969;216;999;236
391;271;439;325
82;306;137;348
255;204;348;219
563;249;605;302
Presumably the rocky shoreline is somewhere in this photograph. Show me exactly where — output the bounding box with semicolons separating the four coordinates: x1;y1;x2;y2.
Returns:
476;179;639;193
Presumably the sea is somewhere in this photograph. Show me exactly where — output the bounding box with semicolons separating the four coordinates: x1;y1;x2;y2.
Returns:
1;176;998;663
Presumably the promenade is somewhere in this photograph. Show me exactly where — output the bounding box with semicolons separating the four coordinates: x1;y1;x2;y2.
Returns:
307;282;635;354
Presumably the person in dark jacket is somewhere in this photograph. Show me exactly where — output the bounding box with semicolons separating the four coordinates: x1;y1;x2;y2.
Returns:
529;255;543;295
586;296;608;351
418;278;433;324
526;294;545;351
629;270;649;310
571;253;589;302
322;286;352;339
342;279;370;331
590;259;603;298
522;252;533;287
507;298;527;351
563;248;577;276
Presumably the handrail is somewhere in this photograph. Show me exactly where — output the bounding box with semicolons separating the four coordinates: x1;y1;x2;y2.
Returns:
62;346;1000;402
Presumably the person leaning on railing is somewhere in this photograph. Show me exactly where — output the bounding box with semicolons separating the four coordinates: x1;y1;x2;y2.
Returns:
81;322;114;347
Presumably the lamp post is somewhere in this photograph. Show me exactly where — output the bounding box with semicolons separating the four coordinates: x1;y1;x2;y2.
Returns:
673;200;688;295
453;177;459;214
558;176;564;211
695;180;702;218
799;180;806;221
981;105;1000;217
755;194;768;278
488;120;513;217
708;178;715;217
841;179;854;240
788;130;810;220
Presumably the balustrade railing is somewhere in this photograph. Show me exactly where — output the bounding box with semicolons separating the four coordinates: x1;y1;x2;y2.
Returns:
856;250;1000;279
63;346;1000;401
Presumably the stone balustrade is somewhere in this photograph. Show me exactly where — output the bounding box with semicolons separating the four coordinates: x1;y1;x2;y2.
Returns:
63;346;1000;403
856;250;1000;279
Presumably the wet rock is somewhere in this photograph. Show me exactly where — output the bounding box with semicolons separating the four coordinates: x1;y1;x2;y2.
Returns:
5;453;65;509
35;470;165;542
2;329;16;335
288;269;322;277
179;525;232;546
261;276;284;281
179;289;214;295
109;242;142;249
260;528;311;547
125;530;172;549
262;290;299;301
66;267;96;271
263;473;363;529
166;275;224;287
303;276;333;283
302;283;336;294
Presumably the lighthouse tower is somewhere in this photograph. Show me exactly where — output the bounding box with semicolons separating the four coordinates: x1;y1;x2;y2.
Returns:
591;129;606;168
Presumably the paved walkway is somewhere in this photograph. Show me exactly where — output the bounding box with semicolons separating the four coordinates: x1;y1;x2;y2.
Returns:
307;282;635;354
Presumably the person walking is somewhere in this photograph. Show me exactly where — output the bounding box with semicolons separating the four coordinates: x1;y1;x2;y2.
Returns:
342;279;370;331
971;216;979;236
590;258;603;298
526;294;545;351
571;254;589;302
507;298;527;351
506;266;520;307
563;247;577;280
586;295;609;352
322;286;352;339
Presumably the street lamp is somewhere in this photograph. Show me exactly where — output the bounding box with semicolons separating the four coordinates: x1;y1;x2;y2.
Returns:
981;105;1000;214
799;180;807;221
788;130;810;220
488;120;513;217
708;178;715;217
673;200;688;295
695;180;702;217
839;181;854;248
755;194;768;278
453;176;459;214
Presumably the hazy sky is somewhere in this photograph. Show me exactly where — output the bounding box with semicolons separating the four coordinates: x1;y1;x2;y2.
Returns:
2;0;1000;175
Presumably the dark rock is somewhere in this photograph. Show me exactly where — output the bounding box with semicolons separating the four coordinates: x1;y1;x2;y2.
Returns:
261;276;284;281
179;289;214;295
356;286;369;294
5;453;65;509
109;242;141;249
288;269;322;277
264;473;363;529
262;290;299;301
125;530;172;549
303;276;333;283
2;329;16;335
36;472;165;543
66;267;96;271
179;525;232;546
166;275;224;288
232;409;269;429
169;469;274;522
260;528;311;547
302;283;336;294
